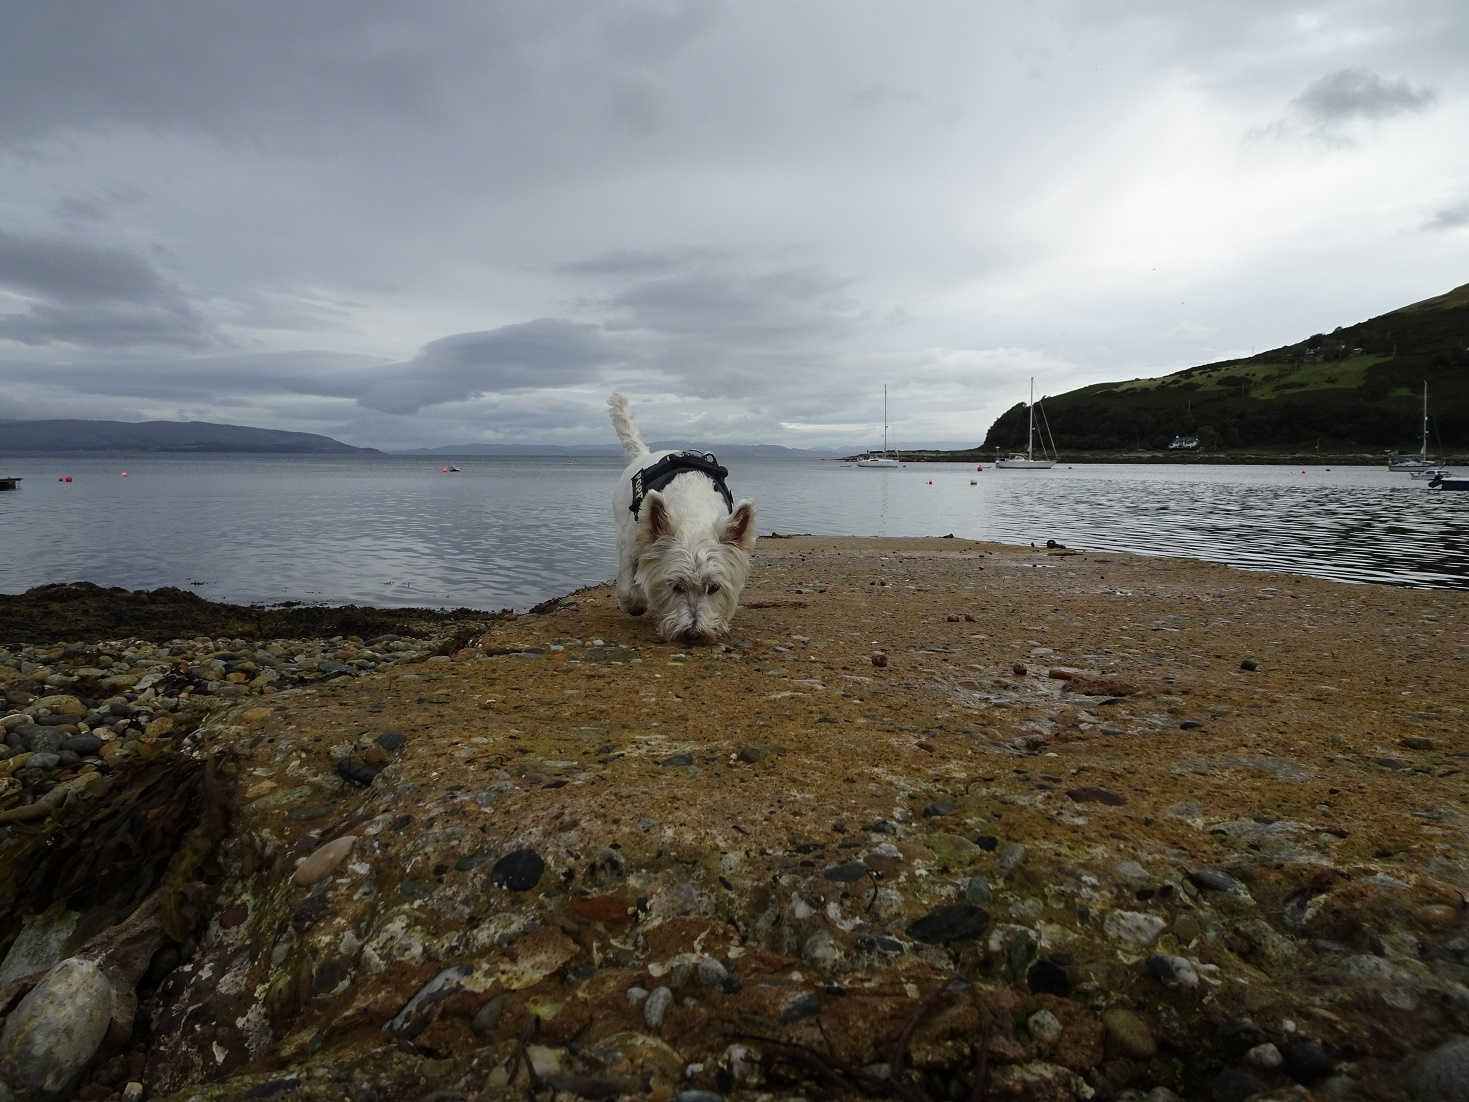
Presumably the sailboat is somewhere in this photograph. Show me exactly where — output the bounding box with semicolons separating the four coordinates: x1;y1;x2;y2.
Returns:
856;385;903;468
1388;381;1442;472
994;377;1056;469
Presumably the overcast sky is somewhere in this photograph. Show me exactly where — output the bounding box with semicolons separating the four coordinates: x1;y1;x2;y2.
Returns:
1;1;1466;451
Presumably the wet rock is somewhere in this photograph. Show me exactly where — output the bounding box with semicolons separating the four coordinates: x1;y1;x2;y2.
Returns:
0;957;114;1096
659;752;694;766
696;957;729;987
1409;1035;1469;1102
870;651;887;667
908;903;989;944
61;733;102;755
802;930;840;969
491;847;546;891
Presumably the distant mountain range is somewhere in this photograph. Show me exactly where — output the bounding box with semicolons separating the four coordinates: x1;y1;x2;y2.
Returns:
982;281;1469;455
0;419;379;454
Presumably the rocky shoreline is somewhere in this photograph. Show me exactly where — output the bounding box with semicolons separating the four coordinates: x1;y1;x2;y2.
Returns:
1;541;1466;1101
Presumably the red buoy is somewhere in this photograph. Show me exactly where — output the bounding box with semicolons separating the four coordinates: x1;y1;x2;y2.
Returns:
976;465;983;471
121;472;128;477
442;467;449;473
64;476;72;482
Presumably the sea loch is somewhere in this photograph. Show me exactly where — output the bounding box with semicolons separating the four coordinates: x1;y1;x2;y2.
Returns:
1;454;1466;608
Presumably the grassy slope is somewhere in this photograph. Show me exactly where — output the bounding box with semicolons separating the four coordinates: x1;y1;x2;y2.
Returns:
979;282;1469;455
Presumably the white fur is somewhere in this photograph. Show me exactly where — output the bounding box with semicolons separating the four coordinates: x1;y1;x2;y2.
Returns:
608;393;756;644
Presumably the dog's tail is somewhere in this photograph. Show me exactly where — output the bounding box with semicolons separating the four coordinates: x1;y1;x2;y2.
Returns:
608;392;649;461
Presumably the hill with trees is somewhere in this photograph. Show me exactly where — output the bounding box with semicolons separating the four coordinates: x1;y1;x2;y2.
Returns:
981;282;1469;457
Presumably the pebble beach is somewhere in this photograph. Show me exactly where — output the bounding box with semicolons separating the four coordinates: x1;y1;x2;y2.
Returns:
1;537;1467;1101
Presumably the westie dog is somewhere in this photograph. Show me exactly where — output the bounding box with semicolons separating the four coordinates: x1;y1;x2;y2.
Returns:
608;393;757;644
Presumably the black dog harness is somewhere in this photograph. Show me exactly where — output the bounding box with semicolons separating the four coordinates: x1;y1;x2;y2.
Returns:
629;451;734;518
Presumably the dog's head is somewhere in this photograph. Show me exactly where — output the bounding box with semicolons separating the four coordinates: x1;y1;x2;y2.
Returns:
635;493;756;644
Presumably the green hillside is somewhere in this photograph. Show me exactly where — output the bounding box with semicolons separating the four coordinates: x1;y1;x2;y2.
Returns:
982;282;1469;455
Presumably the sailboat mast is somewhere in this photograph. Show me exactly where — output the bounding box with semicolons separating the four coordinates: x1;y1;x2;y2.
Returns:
875;387;887;458
1027;377;1036;461
1421;381;1429;460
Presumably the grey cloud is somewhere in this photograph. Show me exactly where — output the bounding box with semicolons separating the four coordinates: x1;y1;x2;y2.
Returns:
355;319;623;414
557;247;726;278
1423;202;1469;231
1293;69;1434;123
0;228;175;305
611;72;669;134
0;228;213;349
606;266;862;340
0;303;212;350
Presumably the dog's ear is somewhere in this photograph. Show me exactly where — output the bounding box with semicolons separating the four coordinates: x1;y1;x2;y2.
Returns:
637;491;672;544
721;500;756;552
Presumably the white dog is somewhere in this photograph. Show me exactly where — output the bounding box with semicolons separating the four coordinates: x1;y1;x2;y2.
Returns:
608;393;756;644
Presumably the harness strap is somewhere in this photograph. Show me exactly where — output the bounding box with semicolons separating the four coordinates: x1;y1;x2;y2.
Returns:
629;451;734;517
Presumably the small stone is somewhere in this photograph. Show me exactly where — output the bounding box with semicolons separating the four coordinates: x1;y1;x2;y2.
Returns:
1102;1007;1157;1059
1284;1040;1335;1083
802;931;840;969
696;957;729;987
60;733;102;755
1240;659;1258;671
1104;910;1166;947
1028;1009;1063;1045
922;800;958;817
780;992;822;1022
291;835;356;886
1012;663;1028;676
491;848;545;892
643;985;673;1030
471;994;506;1035
962;875;993;905
376;730;407;751
1066;785;1126;805
659;752;694;767
335;759;381;787
1146;954;1200;988
1398;736;1435;751
822;859;870;883
1189;868;1247;894
907;903;989;944
870;651;888;668
1245;1042;1283;1069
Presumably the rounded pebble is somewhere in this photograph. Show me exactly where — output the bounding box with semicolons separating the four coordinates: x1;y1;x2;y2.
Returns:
291;835;357;886
491;848;545;892
1409;1035;1469;1101
1028;1009;1063;1045
643;985;673;1030
0;957;114;1095
1102;1007;1157;1058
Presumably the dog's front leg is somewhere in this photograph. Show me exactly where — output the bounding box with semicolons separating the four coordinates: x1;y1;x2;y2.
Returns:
615;539;647;615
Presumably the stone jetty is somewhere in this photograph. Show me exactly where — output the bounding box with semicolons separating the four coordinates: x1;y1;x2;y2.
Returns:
0;538;1465;1101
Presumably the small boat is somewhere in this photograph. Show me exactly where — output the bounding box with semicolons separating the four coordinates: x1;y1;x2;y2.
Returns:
0;476;20;491
995;377;1056;469
1388;381;1443;471
856;386;904;468
1427;473;1469;491
1409;467;1453;481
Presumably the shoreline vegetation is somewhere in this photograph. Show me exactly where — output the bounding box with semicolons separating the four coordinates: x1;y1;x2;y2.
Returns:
1;537;1466;1100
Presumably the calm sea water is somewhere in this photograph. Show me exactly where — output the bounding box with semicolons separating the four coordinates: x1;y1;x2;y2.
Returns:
1;454;1466;610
